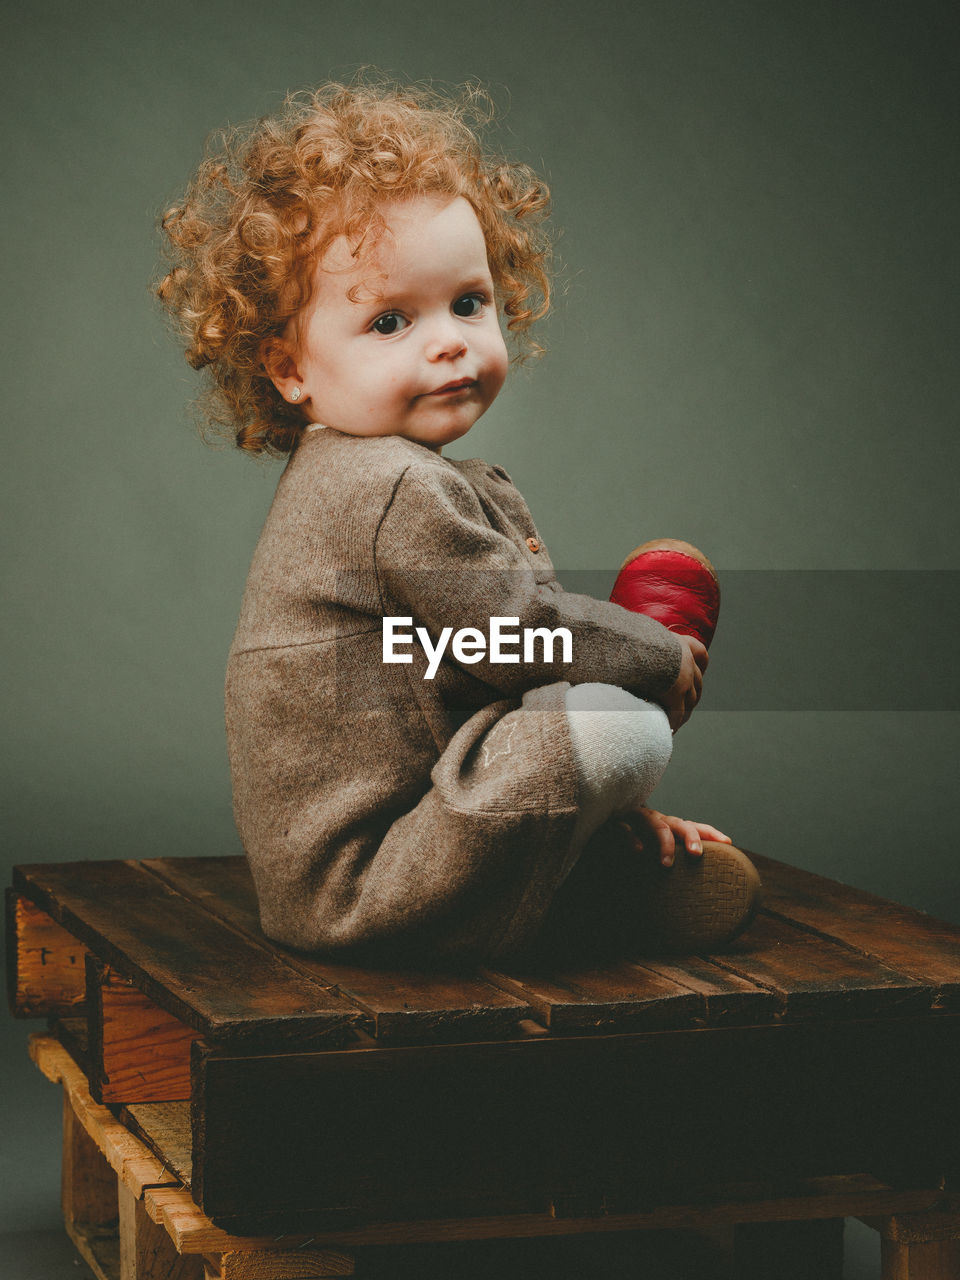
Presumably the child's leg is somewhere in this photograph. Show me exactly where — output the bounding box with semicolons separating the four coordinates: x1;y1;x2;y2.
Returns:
559;682;673;882
539;681;761;959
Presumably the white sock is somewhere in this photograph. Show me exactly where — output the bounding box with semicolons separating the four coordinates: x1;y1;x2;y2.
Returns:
561;682;673;880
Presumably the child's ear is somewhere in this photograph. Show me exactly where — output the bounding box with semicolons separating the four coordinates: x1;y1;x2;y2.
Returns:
260;336;304;403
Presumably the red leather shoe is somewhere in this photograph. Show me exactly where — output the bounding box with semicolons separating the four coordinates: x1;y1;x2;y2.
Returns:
610;538;720;649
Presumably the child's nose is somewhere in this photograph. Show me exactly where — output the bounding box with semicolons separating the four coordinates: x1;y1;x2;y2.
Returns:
424;317;467;361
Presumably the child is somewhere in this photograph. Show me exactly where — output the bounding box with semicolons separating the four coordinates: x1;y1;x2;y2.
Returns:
158;80;759;963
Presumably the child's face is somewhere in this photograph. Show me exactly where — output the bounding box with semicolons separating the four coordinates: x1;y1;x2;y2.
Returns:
279;195;509;452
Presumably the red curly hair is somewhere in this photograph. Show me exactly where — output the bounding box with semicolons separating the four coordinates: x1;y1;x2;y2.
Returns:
157;78;552;456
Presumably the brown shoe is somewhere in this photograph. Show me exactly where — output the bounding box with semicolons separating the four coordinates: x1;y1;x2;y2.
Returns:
633;841;762;953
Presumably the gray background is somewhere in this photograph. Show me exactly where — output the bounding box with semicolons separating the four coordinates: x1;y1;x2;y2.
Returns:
2;2;957;1275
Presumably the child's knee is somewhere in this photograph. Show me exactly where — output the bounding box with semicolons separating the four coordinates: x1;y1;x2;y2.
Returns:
564;681;673;805
558;682;672;882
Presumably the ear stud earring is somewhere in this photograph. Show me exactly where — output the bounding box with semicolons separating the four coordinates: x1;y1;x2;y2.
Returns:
290;387;302;402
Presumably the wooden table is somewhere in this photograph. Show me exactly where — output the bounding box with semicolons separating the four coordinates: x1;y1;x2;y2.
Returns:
8;852;960;1278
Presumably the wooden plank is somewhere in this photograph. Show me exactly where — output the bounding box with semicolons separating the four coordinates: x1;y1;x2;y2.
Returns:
627;955;781;1026
143;1187;355;1264
139;1178;954;1254
62;1089;119;1239
705;913;934;1019
881;1237;960;1278
478;959;702;1033
54;1014;90;1073
141;856;533;1044
486;909;932;1030
31;1033;183;1198
752;854;960;1009
191;1016;960;1231
29;1031;330;1263
206;1249;355;1278
286;957;534;1044
88;957;199;1103
6;889;87;1017
144;1188;274;1253
123;1102;193;1187
868;1210;960;1243
13;860;363;1049
482;954;778;1033
48;1020;937;1273
64;1220;120;1280
118;1182;203;1280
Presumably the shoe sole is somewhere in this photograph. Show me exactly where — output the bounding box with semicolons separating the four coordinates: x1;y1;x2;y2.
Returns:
634;841;762;953
617;538;719;580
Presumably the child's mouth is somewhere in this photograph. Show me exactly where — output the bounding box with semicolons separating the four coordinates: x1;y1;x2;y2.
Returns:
428;378;475;396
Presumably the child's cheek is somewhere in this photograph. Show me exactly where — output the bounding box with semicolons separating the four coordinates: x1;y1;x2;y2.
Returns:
488;339;509;399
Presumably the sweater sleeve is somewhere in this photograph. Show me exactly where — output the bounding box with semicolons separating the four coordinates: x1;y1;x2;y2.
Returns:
374;462;683;700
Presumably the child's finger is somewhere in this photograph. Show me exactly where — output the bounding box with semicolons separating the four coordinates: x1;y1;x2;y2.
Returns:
666;817;705;856
651;818;677;866
690;823;733;843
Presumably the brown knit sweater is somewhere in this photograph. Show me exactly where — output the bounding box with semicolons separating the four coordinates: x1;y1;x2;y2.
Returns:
225;428;683;961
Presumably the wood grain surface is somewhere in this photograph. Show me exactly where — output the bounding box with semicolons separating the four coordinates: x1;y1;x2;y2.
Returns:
753;854;960;1007
6;889;87;1017
13;859;363;1048
141;856;532;1045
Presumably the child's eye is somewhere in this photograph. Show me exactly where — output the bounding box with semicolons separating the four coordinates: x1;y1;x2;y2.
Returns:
452;293;486;318
370;312;409;336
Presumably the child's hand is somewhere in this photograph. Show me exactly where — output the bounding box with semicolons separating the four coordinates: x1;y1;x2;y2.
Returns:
657;634;709;731
617;806;732;867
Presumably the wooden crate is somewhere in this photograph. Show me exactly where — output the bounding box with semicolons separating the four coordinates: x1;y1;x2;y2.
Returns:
9;850;960;1276
32;1034;354;1279
29;1033;960;1278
